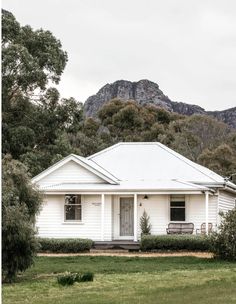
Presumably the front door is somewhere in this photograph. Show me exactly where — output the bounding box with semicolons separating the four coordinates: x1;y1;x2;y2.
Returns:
120;197;134;236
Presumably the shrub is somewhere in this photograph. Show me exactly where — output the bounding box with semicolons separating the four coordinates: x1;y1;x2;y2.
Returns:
140;210;151;235
2;156;42;282
210;208;236;261
57;272;76;286
38;238;93;253
57;272;94;286
140;235;210;252
79;272;94;282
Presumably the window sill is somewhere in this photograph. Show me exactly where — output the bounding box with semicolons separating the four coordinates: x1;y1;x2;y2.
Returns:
62;221;84;225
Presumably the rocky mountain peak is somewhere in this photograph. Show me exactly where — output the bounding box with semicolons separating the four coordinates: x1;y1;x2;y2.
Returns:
84;79;172;117
83;79;236;128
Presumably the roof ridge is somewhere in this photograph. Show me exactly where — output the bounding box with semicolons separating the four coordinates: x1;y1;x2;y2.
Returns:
88;142;161;159
88;143;121;159
88;159;121;181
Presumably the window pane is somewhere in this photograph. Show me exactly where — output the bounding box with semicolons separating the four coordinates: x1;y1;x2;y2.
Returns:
171;208;185;221
75;205;81;220
64;195;82;221
65;205;81;221
170;201;185;207
65;205;76;220
170;195;185;202
65;195;76;205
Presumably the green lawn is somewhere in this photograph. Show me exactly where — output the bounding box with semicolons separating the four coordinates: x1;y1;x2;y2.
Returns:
3;256;236;304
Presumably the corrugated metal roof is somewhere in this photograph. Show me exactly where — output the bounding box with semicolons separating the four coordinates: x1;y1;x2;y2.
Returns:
33;142;236;192
88;142;225;183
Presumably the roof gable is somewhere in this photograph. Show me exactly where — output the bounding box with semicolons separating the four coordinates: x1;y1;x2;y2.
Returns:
32;154;119;185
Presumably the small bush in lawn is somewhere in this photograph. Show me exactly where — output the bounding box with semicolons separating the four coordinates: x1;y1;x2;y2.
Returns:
57;272;94;286
38;238;93;253
140;234;210;252
57;272;77;286
210;208;236;261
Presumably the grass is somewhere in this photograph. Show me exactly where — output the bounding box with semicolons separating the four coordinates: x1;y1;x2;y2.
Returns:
3;256;236;304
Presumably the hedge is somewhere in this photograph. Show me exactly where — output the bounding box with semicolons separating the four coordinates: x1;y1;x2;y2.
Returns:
140;235;210;252
38;238;94;253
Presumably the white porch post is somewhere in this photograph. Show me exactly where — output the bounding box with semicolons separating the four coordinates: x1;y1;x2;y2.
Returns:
101;194;105;241
205;191;209;235
134;193;138;242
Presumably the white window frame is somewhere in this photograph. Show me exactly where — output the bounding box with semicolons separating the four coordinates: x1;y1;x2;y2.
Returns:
64;194;82;222
169;195;186;222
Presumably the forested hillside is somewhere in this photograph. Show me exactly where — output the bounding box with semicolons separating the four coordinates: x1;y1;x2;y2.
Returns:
2;10;236;181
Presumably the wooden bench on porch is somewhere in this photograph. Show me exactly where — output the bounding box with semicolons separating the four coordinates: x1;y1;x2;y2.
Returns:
166;223;194;234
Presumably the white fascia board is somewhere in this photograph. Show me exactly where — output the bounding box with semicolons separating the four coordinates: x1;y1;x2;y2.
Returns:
43;191;207;195
32;154;119;185
194;181;236;190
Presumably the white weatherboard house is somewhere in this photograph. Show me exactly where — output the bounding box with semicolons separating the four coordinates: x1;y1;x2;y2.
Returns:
33;142;236;242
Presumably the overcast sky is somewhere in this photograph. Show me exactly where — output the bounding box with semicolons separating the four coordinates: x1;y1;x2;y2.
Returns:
3;0;236;110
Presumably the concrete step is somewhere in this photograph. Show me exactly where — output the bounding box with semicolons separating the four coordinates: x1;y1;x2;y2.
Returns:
93;241;140;251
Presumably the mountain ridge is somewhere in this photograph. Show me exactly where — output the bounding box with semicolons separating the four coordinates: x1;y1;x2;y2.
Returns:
84;79;236;128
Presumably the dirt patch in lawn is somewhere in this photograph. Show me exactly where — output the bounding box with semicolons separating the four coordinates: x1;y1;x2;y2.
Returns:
38;251;213;258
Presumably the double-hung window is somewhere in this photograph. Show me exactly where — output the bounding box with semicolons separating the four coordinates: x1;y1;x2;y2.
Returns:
170;195;185;221
64;195;82;221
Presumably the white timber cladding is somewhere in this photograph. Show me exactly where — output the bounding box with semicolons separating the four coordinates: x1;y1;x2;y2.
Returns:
136;194;218;237
187;194;218;231
36;195;102;240
38;160;105;187
36;193;220;240
137;195;169;236
218;190;236;213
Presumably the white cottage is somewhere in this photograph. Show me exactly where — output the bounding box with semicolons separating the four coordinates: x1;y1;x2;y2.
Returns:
33;142;236;242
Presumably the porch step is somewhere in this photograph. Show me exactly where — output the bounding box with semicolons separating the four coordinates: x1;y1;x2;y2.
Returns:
93;241;140;251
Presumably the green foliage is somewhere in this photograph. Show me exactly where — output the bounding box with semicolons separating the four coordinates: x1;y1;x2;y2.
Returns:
57;272;76;286
210;208;236;261
2;10;82;176
140;235;210;252
140;210;152;235
57;271;94;286
38;238;94;253
170;115;231;162
79;272;94;282
198;144;236;179
2;155;42;282
2;9;67;97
